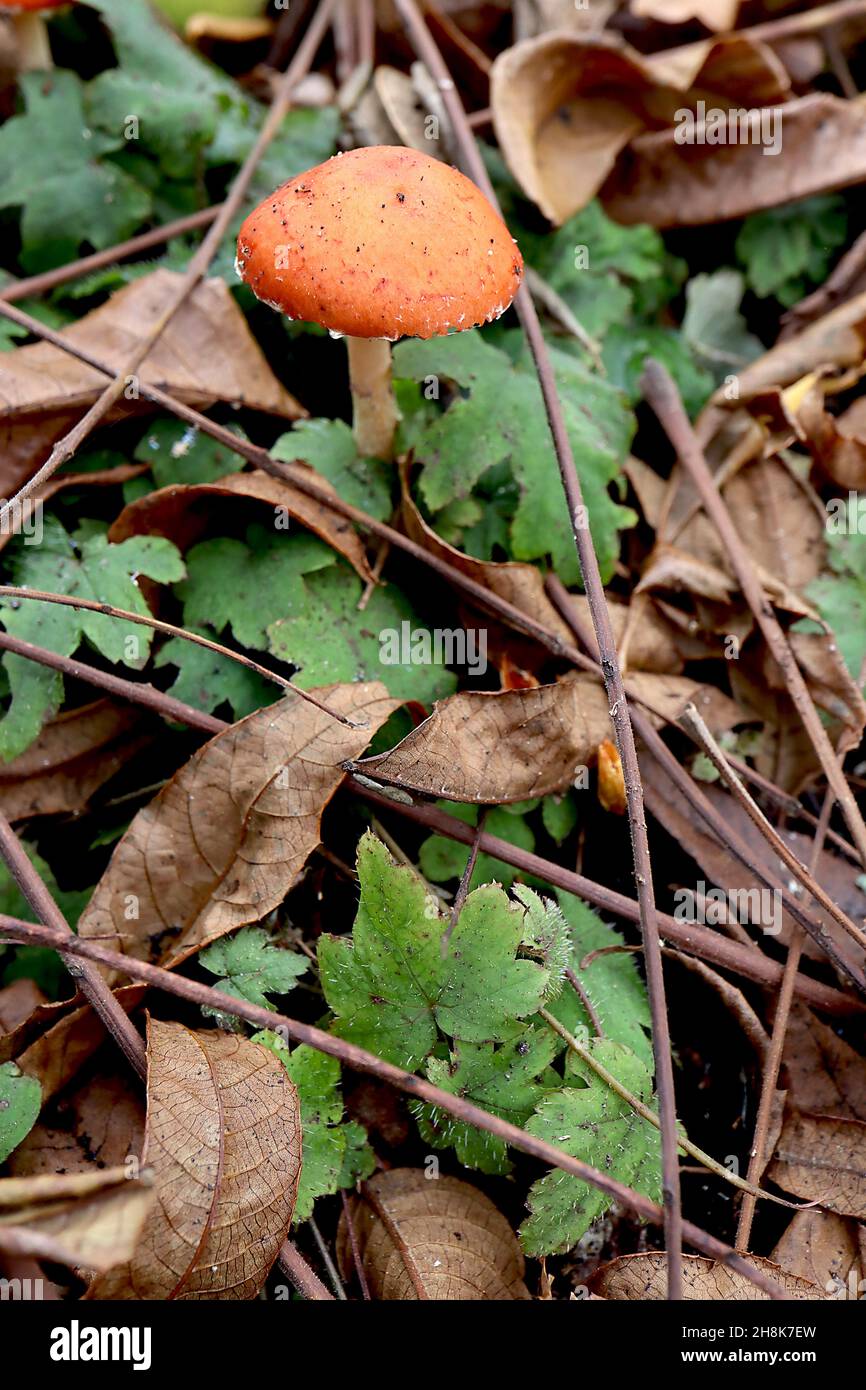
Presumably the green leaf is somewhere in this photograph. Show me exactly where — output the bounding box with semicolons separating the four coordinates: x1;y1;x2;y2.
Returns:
0;72;152;271
0;518;184;759
806;501;866;685
394;331;635;585
541;793;577;846
175;526;334;652
155;632;275;721
603;322;714;418
174;523;455;705
546;893;653;1068
419;802;535;891
414;1027;560;1175
682;270;763;383
520;201;681;338
520;1040;661;1255
273;420;393;521
736;195;847;306
0;1061;41;1163
515;886;570;1001
252;1033;374;1222
134;419;246;489
0;842;88;998
200;927;307;1010
86;70;220;181
88;0;244;99
319;833;550;1070
266;562;457;705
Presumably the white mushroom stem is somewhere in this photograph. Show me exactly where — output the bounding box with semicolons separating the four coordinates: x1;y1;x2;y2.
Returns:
346;336;399;462
13;13;53;71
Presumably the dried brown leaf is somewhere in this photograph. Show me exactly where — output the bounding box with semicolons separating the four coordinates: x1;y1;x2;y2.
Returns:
769;1111;866;1217
0;1166;153;1274
771;1209;864;1297
337;1169;530;1300
783;1005;866;1120
14;986;146;1100
590;1251;823;1299
89;1020;301;1299
110;467;372;582
77;683;398;977
490;31;789;223
605;93;866;228
0;269;305;496
354;671;737;801
0;699;152;822
8;1072;144;1179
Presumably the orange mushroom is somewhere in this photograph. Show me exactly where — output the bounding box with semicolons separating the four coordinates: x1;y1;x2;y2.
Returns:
236;145;523;460
1;0;67;71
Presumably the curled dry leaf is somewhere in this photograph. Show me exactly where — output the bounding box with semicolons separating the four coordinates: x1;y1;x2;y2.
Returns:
490;30;789;224
0;699;151;822
772;1209;864;1298
589;1252;823;1299
336;1168;530;1300
710;287;866;405
605;94;866;229
354;671;738;802
0;269;305;497
89;1020;301;1300
109;467;372;583
797;389;866;489
78;682;398;978
769;1112;866;1218
400;471;574;646
0;1166;153;1275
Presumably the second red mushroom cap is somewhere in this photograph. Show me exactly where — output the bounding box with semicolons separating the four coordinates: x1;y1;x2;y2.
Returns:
236;145;523;341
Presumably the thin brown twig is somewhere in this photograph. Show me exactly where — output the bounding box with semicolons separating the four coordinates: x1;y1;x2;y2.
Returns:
0;912;790;1299
0;207;221;304
735;773;839;1250
0;815;146;1079
642;361;866;877
350;781;861;1017
339;1189;370;1300
394;0;683;1299
277;1239;335;1301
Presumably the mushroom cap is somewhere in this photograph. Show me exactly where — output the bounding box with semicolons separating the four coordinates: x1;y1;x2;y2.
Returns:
1;1;69;10
235;145;523;340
